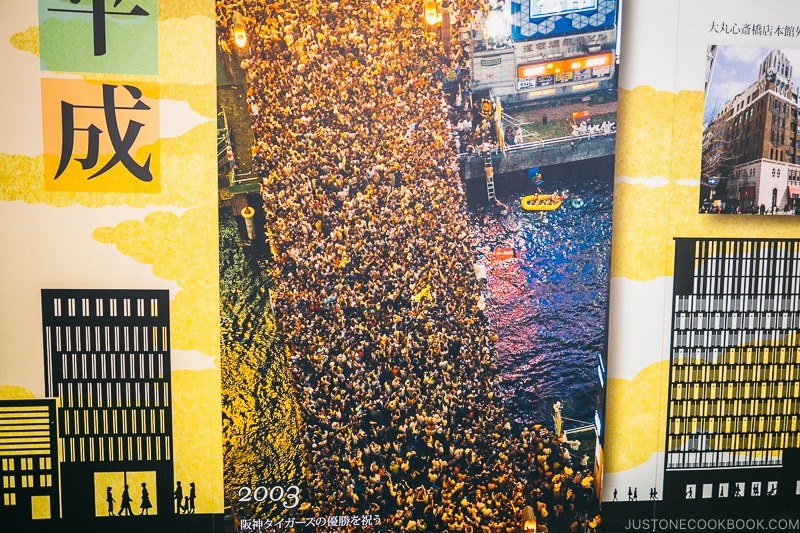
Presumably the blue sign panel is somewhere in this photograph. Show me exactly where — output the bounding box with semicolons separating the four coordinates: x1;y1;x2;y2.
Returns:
511;0;616;40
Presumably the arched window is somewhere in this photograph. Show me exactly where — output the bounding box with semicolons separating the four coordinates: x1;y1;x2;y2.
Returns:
772;188;778;207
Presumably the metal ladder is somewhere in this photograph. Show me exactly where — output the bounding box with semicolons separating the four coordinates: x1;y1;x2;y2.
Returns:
484;152;495;202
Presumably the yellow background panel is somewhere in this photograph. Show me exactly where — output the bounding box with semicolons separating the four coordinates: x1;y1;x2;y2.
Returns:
605;360;671;473
611;181;800;281
172;369;224;513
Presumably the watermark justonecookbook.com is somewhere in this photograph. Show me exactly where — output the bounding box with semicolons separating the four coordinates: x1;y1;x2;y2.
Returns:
624;518;800;531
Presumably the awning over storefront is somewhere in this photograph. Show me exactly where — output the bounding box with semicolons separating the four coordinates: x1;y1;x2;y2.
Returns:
740;186;756;199
789;186;800;199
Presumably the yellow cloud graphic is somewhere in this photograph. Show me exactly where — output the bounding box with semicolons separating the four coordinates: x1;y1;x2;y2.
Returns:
8;13;214;133
0;386;36;401
92;207;219;355
160;0;215;20
611;182;800;281
160;16;216;86
171;284;220;360
616;87;704;180
604;360;671;473
616;87;677;179
0;123;216;208
9;26;39;56
161;83;216;122
671;90;705;179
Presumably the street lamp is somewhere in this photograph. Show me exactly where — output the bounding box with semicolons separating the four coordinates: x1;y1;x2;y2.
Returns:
231;11;247;49
423;0;440;26
522;505;537;531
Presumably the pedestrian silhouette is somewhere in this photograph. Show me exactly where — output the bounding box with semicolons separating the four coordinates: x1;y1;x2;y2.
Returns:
752;484;759;497
633;487;638;501
686;486;693;499
734;484;742;497
175;481;184;514
627;486;632;501
106;486;116;516
119;484;133;516
612;488;618;501
188;482;196;514
140;482;152;515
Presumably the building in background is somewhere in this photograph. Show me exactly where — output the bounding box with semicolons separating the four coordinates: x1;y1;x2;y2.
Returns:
0;400;60;522
41;289;175;520
702;49;800;213
470;0;619;103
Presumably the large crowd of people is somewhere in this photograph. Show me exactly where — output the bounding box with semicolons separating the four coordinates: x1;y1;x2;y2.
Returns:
216;0;600;531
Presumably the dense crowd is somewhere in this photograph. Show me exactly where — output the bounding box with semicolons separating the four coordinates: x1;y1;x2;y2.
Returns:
216;1;600;531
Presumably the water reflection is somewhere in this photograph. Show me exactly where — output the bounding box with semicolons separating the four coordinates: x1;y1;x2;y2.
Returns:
467;158;614;428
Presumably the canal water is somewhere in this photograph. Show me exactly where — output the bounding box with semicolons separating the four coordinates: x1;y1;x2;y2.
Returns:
466;155;615;429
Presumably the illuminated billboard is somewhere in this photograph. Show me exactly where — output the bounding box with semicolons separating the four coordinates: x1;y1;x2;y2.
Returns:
530;0;598;18
517;52;613;89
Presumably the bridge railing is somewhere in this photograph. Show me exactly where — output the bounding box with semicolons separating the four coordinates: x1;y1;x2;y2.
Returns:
457;130;616;159
500;111;522;127
507;130;616;153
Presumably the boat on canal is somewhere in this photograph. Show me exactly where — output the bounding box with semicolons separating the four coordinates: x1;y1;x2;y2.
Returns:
521;193;565;211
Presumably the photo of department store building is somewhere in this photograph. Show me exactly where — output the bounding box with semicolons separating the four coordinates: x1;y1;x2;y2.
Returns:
702;48;800;214
663;238;800;513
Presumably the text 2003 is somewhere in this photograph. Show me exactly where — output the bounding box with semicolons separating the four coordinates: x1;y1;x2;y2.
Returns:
237;485;301;508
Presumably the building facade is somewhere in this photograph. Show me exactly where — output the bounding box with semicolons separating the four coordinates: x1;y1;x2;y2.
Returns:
41;289;175;519
703;50;800;213
0;400;60;523
470;0;618;103
663;238;800;513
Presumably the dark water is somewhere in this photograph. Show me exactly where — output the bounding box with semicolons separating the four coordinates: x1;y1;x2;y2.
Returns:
466;156;614;429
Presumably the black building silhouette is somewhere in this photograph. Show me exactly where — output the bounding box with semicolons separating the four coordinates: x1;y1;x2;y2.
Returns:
41;289;175;519
663;238;800;513
0;399;60;522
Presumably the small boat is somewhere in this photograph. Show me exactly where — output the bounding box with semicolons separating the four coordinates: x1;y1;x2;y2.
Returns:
521;193;564;211
489;245;515;264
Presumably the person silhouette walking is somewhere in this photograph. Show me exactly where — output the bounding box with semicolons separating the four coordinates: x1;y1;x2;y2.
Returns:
119;484;133;516
188;482;196;514
174;481;184;514
140;482;152;515
106;487;116;516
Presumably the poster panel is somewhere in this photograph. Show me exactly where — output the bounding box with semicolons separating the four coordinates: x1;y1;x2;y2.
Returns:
0;1;222;531
603;1;800;531
216;1;619;532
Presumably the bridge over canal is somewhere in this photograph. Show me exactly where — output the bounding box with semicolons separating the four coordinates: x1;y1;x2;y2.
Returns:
461;131;616;181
